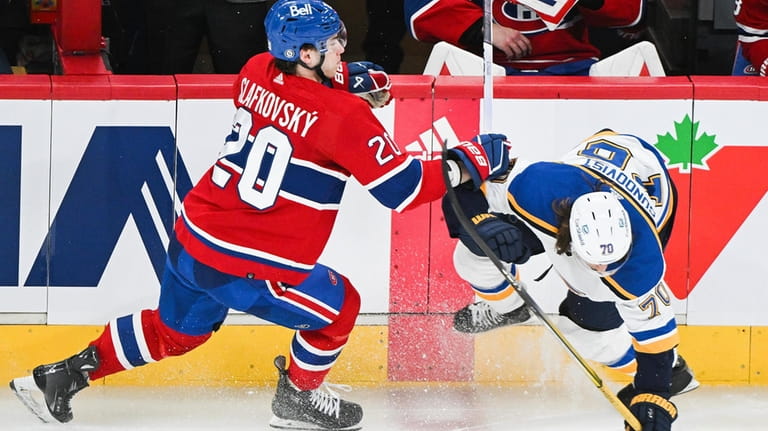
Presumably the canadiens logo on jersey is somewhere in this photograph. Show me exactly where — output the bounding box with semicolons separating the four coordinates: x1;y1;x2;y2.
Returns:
494;0;570;34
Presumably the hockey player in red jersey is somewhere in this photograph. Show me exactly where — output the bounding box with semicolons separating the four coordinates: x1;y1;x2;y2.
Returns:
405;0;645;75
733;0;768;76
8;1;511;430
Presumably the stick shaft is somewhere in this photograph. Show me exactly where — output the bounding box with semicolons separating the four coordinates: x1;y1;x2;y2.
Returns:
482;0;493;133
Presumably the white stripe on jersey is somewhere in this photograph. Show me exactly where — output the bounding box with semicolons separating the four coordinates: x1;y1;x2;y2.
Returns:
290;157;350;181
278;190;341;210
180;204;314;271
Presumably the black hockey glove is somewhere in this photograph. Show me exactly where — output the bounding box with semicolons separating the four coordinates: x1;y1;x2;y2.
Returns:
459;213;532;264
624;393;677;431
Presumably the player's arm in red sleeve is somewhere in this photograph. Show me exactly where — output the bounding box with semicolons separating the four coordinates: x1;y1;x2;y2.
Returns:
316;99;446;212
323;102;510;213
736;0;768;76
578;0;645;28
405;0;483;48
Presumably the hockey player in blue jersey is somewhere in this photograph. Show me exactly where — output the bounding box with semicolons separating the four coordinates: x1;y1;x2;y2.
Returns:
443;129;699;431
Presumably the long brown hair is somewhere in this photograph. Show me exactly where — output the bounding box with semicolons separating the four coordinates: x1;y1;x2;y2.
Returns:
552;198;574;256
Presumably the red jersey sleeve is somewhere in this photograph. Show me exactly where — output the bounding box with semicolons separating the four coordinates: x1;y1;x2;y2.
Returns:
406;0;483;46
312;99;446;212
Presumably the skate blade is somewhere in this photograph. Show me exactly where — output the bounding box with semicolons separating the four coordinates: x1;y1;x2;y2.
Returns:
9;376;55;423
675;377;701;397
269;415;362;431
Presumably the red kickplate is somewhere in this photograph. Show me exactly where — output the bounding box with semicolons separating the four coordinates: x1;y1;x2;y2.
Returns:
428;205;474;312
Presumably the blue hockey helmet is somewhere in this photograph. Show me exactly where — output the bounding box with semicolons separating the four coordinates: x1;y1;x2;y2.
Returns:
264;0;346;62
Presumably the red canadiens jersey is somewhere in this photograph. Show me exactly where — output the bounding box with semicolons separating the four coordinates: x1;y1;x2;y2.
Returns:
735;0;768;75
405;0;644;70
175;53;446;285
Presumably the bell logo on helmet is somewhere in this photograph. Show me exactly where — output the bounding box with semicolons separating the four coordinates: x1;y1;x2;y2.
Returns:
289;4;312;17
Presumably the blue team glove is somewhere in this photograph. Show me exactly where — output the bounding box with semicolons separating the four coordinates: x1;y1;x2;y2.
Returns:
459;213;532;263
625;393;677;431
340;61;392;108
447;133;510;189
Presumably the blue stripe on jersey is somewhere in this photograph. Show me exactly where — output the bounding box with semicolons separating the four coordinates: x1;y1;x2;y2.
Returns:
180;214;313;275
116;315;147;367
368;158;422;209
291;337;340;367
630;318;677;343
607;345;637;368
281;162;345;205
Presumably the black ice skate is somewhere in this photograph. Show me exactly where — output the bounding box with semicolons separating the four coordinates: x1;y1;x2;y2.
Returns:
9;345;99;423
617;354;700;407
270;355;363;431
453;301;531;333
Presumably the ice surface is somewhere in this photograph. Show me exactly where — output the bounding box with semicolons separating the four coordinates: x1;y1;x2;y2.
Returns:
3;383;764;430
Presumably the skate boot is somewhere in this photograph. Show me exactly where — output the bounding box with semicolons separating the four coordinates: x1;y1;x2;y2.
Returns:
618;354;700;407
269;355;363;430
453;301;531;333
9;345;99;423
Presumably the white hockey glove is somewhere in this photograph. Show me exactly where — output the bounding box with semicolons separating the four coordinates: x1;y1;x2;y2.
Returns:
333;61;392;108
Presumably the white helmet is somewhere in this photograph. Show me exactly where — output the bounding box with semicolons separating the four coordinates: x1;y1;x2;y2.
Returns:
569;191;632;275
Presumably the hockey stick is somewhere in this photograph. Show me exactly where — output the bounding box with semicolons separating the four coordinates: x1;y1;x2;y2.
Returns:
481;0;493;133
440;147;642;431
